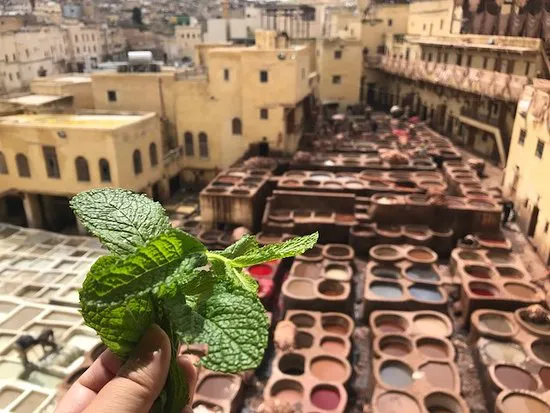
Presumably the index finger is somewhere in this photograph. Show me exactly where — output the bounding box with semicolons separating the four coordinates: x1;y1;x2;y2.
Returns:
55;348;123;413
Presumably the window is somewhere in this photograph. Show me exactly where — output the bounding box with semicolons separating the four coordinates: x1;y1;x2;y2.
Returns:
482;57;488;69
16;72;20;79
133;150;143;175
76;47;80;54
428;53;432;62
42;146;60;178
423;24;427;31
99;159;111;182
405;49;410;60
149;143;158;166
12;54;15;61
519;129;526;145
107;90;117;102
0;152;7;174
199;132;209;158
75;34;78;42
92;34;95;41
224;68;230;81
8;73;12;81
525;62;531;76
388;19;393;26
232;118;242;135
437;52;441;63
334;50;342;59
456;53;463;66
332;75;342;84
184;132;194;156
302;68;306;79
75;156;90;181
93;45;96;53
421;52;426;61
466;55;472;67
260;108;269;120
25;49;29;58
4;54;8;62
492;102;499;116
545;221;549;233
440;19;444;29
260;70;268;83
16;154;30;178
443;53;448;64
536;139;545;159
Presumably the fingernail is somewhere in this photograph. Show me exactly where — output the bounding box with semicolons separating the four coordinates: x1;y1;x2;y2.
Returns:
121;325;164;372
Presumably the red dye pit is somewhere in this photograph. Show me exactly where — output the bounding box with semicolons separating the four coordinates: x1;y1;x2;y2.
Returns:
311;387;341;410
249;264;273;277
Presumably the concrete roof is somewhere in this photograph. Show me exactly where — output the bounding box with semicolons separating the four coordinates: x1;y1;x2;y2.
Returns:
0;113;155;130
6;94;68;106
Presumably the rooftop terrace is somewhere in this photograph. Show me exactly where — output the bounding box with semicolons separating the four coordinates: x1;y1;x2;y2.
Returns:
0;113;155;129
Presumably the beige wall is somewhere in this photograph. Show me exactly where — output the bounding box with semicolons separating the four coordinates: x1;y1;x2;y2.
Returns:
504;85;550;265
63;24;103;64
31;77;95;110
407;0;456;36
0;113;163;196
317;38;362;108
174;26;203;59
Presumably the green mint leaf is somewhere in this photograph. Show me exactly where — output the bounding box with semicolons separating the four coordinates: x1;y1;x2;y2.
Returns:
80;229;206;302
218;235;259;259
209;256;259;294
229;232;319;268
70;188;171;256
174;289;269;373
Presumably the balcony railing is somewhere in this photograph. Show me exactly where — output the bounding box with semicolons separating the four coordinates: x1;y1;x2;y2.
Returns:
378;56;529;102
364;55;382;69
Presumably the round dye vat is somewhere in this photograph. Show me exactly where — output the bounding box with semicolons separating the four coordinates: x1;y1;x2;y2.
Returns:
322;315;350;335
380;336;412;357
321;337;346;354
478;313;513;334
318;280;345;297
293;263;320;279
500;393;550;413
248;264;272;278
469;282;498;297
495;365;537;391
487;251;513;264
406;266;440;282
458;251;483;261
285;279;315;298
376;392;421;413
371;246;400;260
417;338;448;359
289;313;315;328
279;353;305;376
407;248;435;262
484;340;527;364
465;265;494;279
505;283;537;300
271;380;303;404
380;361;413;388
413;316;449;337
198;375;236;399
311;356;347;381
324;265;349;281
311;386;341;410
424;393;463;413
519;310;550;333
532;341;550;364
376;316;407;334
409;285;443;302
539;366;550;389
497;267;524;279
372;266;401;280
420;363;455;390
369;282;403;299
295;332;314;349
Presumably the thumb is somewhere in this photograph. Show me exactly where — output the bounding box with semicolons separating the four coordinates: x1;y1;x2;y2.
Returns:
84;324;171;413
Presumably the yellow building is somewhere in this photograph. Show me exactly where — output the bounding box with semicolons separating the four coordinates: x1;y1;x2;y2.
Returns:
503;81;550;266
174;25;203;59
31;74;94;110
0;112;167;230
175;30;315;179
62;23;104;71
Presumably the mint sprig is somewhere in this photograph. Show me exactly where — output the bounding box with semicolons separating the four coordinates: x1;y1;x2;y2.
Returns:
70;188;318;413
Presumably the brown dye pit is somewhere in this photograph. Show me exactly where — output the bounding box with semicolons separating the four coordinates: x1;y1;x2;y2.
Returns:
289;313;315;328
375;315;408;334
420;363;455;390
413;316;449;337
293;263;320;279
377;392;421;413
321;337;346;354
495;365;537;391
271;379;303;404
372;246;400;258
487;251;513;264
322;315;350;335
318;280;345;297
295;332;314;349
334;213;356;223
504;283;537;299
300;245;323;260
417;338;448;359
326;245;351;257
539;366;550;389
379;336;412;357
478;314;513;334
500;393;550;413
532;341;550;364
407;248;435;261
279;353;305;376
497;267;525;279
424;393;463;413
464;265;493;279
458;251;483;261
310;356;347;381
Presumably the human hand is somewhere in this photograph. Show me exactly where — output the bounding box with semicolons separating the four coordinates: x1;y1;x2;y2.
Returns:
56;324;198;413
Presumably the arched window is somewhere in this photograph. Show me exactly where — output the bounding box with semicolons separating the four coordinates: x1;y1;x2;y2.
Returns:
75;156;90;181
184;132;194;156
149;143;158;167
0;151;8;174
99;158;111;182
232;118;242;135
199;132;209;158
133;149;143;175
15;154;30;178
